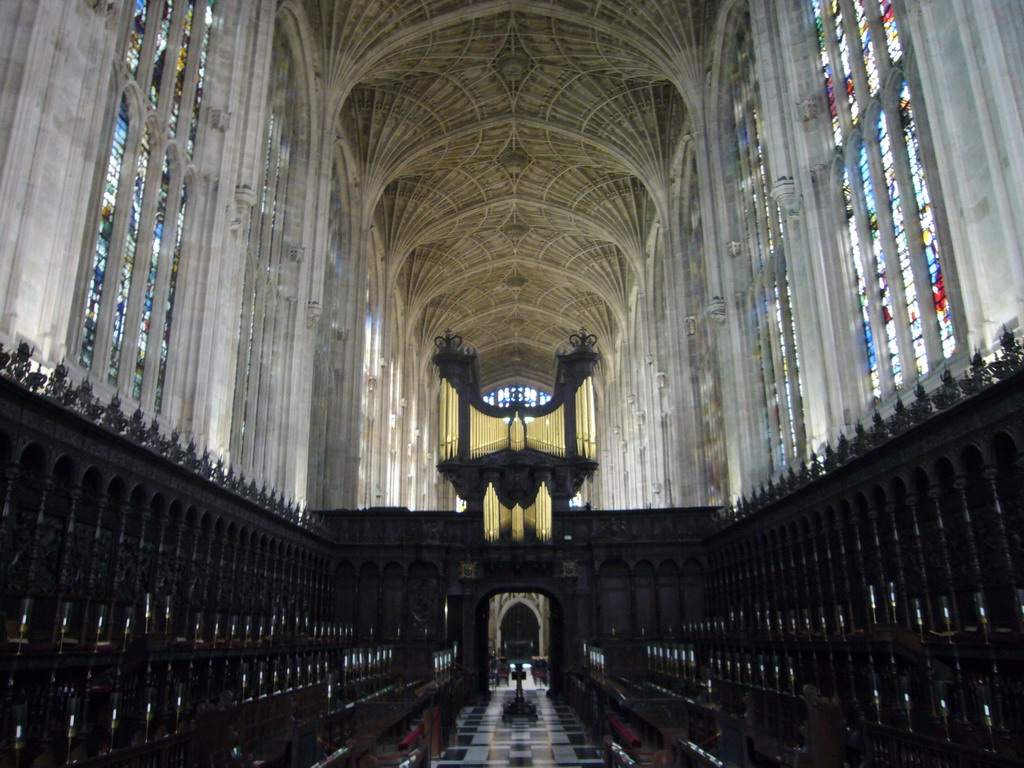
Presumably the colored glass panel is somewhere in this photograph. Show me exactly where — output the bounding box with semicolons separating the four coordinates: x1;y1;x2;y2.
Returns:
751;294;773;466
109;130;151;384
900;82;955;357
830;0;859;124
774;283;797;453
125;0;148;78
482;386;551;408
734;24;803;463
811;0;842;145
878;112;926;374
188;1;216;158
854;0;880;95
156;182;187;412
843;168;881;398
134;156;171;399
170;1;196;133
878;0;903;63
149;0;173;107
859;140;902;387
81;96;130;369
753;108;774;258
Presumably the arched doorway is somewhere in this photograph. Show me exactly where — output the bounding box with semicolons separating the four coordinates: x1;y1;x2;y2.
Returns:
470;586;566;697
490;593;548;658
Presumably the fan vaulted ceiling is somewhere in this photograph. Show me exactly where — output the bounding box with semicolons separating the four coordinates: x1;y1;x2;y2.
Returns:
308;0;720;387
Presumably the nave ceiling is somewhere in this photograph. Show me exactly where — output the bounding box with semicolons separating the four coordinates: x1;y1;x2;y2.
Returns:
293;0;721;388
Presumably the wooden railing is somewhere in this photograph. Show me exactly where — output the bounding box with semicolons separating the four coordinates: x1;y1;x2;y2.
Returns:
63;732;191;768
604;737;639;767
675;739;728;768
864;722;1024;768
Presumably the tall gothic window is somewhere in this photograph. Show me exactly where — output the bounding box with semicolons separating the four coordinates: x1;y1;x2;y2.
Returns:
812;0;955;399
231;28;307;475
79;0;215;412
731;22;805;472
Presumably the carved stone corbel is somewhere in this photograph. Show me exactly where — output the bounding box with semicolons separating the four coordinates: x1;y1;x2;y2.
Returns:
230;185;257;233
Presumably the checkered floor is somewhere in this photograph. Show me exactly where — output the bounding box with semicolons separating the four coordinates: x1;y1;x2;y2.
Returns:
434;684;603;768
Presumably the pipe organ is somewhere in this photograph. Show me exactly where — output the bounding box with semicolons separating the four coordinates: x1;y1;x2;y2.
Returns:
526;406;565;456
469;407;508;458
575;376;596;459
439;379;460;459
433;329;600;542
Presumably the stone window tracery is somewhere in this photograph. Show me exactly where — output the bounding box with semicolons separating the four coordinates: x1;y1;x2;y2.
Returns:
811;0;956;400
79;0;215;412
730;20;805;472
231;26;307;479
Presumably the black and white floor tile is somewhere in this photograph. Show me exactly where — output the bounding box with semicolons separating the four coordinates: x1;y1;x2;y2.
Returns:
434;683;603;768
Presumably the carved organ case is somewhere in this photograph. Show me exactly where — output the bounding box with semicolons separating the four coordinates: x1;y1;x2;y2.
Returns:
433;330;600;541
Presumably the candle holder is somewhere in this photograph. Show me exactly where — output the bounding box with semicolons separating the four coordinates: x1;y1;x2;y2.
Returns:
912;598;924;640
973;592;989;641
16;598;31;655
940;596;953;640
870;671;882;722
58;601;71;653
899;677;912;732
976;685;994;745
123;606;134;642
109;693;121;751
12;720;25;768
94;604;106;651
67;708;78;764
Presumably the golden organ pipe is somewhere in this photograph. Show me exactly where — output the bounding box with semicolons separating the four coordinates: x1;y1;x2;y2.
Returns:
511;504;525;542
450;381;458;457
525;501;536;537
484;483;499;542
536;482;552;541
526;406;565;455
575;382;585;456
470;406;508;457
575;377;596;458
510;414;525;451
499;502;511;535
439;379;459;459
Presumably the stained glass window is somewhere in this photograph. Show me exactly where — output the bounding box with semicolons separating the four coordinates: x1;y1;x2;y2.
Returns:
900;81;955;357
169;1;195;133
231;27;307;475
125;0;148;78
188;2;216;158
482;386;552;408
156;182;187;413
843;168;881;398
80;96;130;370
810;0;841;145
108;128;150;384
810;0;956;398
858;139;902;388
133;154;171;399
854;0;880;95
732;22;804;471
149;0;173;107
79;0;215;412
